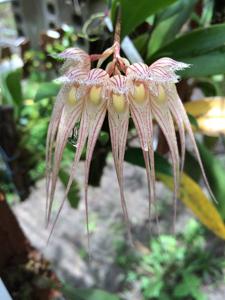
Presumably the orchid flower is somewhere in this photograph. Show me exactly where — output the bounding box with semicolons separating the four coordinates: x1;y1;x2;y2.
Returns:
46;25;215;242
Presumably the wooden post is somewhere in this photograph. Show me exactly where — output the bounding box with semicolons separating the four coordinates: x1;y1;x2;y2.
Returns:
0;190;29;271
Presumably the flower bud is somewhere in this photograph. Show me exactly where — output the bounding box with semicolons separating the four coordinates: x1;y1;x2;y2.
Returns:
89;86;102;105
133;83;146;103
112;93;126;113
67;87;77;105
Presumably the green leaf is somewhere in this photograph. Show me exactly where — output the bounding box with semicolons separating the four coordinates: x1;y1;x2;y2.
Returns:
133;33;149;57
62;286;121;300
34;82;60;101
151;23;225;60
0;75;12;105
159;172;225;240
149;23;225;77
195;79;218;97
200;0;214;27
49;53;64;61
98;131;109;145
143;280;163;298
175;273;207;300
197;142;225;219
124;147;172;176
188;113;199;130
148;0;197;56
0;69;23;111
111;0;178;38
5;68;23;107
174;274;201;297
184;151;201;182
59;169;80;209
179;50;225;77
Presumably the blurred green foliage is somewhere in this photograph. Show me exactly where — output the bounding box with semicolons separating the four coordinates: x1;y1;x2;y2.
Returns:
112;0;177;37
62;285;121;300
117;220;225;300
0;26;80;205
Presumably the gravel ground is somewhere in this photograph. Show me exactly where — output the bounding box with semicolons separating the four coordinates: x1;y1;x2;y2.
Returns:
13;159;225;299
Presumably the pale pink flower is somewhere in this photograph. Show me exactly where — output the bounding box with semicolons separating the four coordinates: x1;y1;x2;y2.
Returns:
126;58;214;225
46;46;214;240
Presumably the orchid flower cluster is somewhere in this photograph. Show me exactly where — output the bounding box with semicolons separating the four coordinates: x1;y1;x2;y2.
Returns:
46;38;213;238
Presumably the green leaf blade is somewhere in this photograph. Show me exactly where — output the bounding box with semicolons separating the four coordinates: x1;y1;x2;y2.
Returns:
149;23;225;77
62;286;121;300
124;147;172;176
148;0;197;57
197;142;225;219
112;0;178;38
34;82;61;101
151;23;225;60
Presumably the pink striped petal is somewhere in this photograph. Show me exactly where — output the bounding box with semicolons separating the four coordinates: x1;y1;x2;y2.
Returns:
58;47;91;72
63;68;88;84
46;98;83;225
84;68;110;88
108;75;131;240
84;103;107;246
46;70;87;224
126;62;149;80
46;85;71;223
168;84;216;202
83;69;109;246
149;58;190;83
47;108;89;241
168;99;186;173
48;69;109;242
166;84;186;173
126;63;158;96
129;87;156;226
126;63;159;227
151;90;180;230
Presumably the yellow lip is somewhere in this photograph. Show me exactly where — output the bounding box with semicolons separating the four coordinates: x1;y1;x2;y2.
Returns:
157;85;166;103
112;93;126;113
133;83;146;103
89;86;102;105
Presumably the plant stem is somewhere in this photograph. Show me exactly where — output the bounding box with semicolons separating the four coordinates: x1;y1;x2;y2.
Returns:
113;3;121;59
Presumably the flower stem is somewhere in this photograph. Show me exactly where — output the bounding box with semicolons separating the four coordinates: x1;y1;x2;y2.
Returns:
113;3;121;59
